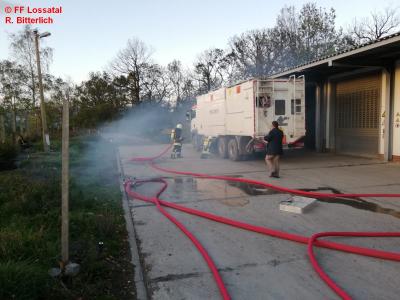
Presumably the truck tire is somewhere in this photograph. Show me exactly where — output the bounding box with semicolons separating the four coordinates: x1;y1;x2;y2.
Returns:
228;139;240;161
192;134;197;148
239;136;254;160
217;137;228;158
197;135;204;152
192;134;202;152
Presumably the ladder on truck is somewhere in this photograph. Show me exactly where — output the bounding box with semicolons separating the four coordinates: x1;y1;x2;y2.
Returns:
290;75;305;139
256;80;275;137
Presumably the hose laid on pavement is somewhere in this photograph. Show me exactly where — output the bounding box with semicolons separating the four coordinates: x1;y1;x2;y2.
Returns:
126;177;230;300
307;231;400;300
126;145;400;299
150;161;400;199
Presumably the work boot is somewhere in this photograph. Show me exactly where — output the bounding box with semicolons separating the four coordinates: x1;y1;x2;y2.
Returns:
270;172;280;178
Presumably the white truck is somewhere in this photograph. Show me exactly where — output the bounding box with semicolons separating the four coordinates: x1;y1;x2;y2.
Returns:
190;77;306;160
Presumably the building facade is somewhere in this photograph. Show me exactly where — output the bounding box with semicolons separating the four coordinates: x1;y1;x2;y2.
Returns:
271;33;400;161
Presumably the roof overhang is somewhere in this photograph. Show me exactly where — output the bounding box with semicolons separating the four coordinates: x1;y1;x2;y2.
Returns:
270;33;400;79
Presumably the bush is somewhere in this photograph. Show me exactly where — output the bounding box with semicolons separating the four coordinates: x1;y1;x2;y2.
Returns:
0;142;17;160
0;142;17;170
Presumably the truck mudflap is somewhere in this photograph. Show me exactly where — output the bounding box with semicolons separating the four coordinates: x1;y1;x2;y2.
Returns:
288;136;305;148
253;140;266;152
252;135;305;152
243;138;266;153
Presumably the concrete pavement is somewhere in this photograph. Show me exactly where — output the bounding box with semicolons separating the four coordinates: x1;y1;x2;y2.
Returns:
119;143;400;300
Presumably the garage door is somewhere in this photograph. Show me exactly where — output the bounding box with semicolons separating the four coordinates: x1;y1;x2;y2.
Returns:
335;74;380;157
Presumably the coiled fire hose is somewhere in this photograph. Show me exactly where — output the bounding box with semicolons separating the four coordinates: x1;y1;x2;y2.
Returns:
124;144;400;300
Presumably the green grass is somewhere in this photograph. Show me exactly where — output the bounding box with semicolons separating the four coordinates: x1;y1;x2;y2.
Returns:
0;261;50;300
0;136;135;300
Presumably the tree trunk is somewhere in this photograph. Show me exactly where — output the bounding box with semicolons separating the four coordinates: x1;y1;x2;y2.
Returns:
11;107;17;144
24;111;30;136
135;86;140;105
0;114;5;144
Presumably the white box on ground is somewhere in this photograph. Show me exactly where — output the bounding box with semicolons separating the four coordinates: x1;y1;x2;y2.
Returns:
279;196;317;214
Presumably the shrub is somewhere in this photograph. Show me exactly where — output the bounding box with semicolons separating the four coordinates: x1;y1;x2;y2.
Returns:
0;142;17;170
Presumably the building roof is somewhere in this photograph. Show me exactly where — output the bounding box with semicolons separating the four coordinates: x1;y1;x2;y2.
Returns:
270;31;400;79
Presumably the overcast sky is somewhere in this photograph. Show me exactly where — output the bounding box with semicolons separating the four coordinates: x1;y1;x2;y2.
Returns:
0;0;398;83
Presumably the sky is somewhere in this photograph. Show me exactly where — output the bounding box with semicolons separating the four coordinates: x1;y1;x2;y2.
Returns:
0;0;398;83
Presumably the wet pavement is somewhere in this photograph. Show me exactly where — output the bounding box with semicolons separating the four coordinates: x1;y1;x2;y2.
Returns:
118;142;400;300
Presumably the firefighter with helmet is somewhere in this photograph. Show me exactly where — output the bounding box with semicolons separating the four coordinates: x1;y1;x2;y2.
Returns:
171;123;184;158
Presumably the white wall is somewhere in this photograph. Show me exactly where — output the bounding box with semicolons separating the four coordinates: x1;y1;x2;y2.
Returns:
379;70;388;155
392;61;400;158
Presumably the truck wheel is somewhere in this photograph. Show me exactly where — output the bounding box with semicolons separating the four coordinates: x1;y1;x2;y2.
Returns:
217;138;228;158
196;135;203;152
239;137;254;160
192;134;197;148
228;139;240;161
192;134;202;152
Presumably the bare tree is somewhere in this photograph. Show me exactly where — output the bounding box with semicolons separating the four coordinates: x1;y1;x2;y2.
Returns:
9;25;53;110
297;4;341;59
227;3;343;79
193;48;226;93
272;5;300;69
271;3;342;71
229;29;275;79
349;7;400;43
167;60;185;105
141;64;170;102
0;60;29;141
181;76;197;103
111;38;153;106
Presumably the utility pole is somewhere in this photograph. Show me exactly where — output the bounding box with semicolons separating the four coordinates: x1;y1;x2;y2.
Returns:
33;29;51;152
61;90;70;265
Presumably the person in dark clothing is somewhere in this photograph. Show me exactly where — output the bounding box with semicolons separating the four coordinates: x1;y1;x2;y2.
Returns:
264;121;283;178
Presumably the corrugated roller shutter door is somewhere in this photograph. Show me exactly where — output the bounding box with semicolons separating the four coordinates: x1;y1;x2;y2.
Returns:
335;74;380;157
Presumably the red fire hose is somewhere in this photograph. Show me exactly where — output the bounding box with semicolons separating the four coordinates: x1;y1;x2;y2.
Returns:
125;145;400;299
150;162;400;199
125;178;230;300
307;231;400;300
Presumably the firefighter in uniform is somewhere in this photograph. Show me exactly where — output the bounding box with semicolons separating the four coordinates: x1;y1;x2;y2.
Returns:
171;123;184;158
